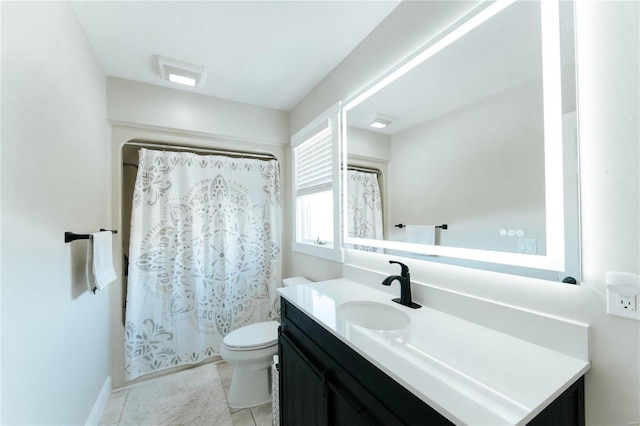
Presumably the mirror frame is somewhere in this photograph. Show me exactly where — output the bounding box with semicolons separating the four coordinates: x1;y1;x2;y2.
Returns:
342;0;573;273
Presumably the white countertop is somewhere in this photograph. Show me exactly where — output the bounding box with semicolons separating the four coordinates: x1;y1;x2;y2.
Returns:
278;279;590;426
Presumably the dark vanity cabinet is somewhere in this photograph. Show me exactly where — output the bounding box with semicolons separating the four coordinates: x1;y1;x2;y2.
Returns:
279;299;453;425
278;298;585;426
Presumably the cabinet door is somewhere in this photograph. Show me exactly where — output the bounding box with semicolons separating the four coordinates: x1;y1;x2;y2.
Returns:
327;380;378;426
327;371;405;426
279;332;327;426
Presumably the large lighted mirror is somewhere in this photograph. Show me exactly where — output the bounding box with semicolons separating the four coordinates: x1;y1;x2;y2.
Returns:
343;0;580;283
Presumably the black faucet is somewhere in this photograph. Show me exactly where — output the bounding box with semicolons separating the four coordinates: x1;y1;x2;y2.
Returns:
381;260;422;309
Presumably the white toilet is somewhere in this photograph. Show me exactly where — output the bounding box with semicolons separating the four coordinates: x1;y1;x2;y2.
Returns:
220;276;311;409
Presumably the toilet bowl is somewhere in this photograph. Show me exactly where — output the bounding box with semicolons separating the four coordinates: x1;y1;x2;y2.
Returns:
220;277;312;409
220;321;280;408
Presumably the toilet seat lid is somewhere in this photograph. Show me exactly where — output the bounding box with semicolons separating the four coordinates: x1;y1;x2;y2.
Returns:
223;321;279;350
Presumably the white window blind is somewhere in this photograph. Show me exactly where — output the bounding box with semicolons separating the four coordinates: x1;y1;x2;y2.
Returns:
295;126;332;196
290;102;343;263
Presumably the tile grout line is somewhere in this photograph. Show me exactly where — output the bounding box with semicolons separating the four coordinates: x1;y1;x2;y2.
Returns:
249;407;258;426
117;391;130;425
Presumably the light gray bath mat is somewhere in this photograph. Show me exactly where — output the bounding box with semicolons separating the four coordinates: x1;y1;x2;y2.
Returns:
120;363;232;426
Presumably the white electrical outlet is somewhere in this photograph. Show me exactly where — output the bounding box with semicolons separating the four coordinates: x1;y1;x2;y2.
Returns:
606;272;640;321
618;295;637;311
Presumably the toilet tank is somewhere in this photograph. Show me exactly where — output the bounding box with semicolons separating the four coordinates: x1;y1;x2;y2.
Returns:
282;277;312;287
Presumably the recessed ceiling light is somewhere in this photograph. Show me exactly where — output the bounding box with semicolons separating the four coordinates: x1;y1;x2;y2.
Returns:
364;113;397;129
169;74;196;87
157;55;207;87
369;120;390;129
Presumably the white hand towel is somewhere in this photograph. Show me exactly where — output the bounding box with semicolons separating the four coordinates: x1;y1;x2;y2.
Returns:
86;231;117;292
405;225;436;245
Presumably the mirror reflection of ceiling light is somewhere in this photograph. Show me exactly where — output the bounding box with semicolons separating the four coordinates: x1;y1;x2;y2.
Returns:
366;113;397;129
346;0;517;110
157;55;207;87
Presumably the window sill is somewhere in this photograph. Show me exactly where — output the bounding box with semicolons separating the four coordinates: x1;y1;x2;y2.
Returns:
292;242;344;263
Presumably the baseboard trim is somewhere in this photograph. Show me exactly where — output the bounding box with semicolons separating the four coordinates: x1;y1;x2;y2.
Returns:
85;376;112;426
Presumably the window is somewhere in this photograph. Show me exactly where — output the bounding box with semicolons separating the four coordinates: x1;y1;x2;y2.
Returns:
291;104;343;262
297;190;333;244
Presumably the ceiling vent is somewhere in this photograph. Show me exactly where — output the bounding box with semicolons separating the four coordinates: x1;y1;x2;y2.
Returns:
157;55;207;87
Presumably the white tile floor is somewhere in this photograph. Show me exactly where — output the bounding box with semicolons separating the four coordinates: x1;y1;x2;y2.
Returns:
99;361;272;426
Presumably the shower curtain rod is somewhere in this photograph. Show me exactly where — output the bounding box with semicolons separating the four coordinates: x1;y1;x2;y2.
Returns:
346;165;382;175
124;141;277;161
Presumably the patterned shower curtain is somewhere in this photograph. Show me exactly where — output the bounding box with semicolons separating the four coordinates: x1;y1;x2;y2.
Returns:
125;148;281;380
346;169;384;252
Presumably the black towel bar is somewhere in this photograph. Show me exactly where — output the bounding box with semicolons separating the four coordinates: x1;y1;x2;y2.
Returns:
65;229;117;243
394;224;448;230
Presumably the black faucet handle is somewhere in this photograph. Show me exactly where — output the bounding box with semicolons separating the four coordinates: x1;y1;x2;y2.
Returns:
388;260;409;277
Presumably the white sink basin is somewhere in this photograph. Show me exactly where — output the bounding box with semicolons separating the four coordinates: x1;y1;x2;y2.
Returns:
336;301;411;330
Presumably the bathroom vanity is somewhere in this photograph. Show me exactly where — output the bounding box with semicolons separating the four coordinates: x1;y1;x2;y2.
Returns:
278;280;589;425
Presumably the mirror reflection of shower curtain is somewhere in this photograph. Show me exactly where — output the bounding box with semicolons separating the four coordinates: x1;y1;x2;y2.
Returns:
124;148;281;380
346;169;383;252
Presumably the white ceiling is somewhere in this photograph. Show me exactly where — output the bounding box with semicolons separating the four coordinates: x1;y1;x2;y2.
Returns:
71;1;401;112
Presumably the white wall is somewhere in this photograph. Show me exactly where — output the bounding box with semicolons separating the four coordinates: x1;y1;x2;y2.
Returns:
108;77;289;145
1;2;111;424
288;1;640;425
106;80;289;388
